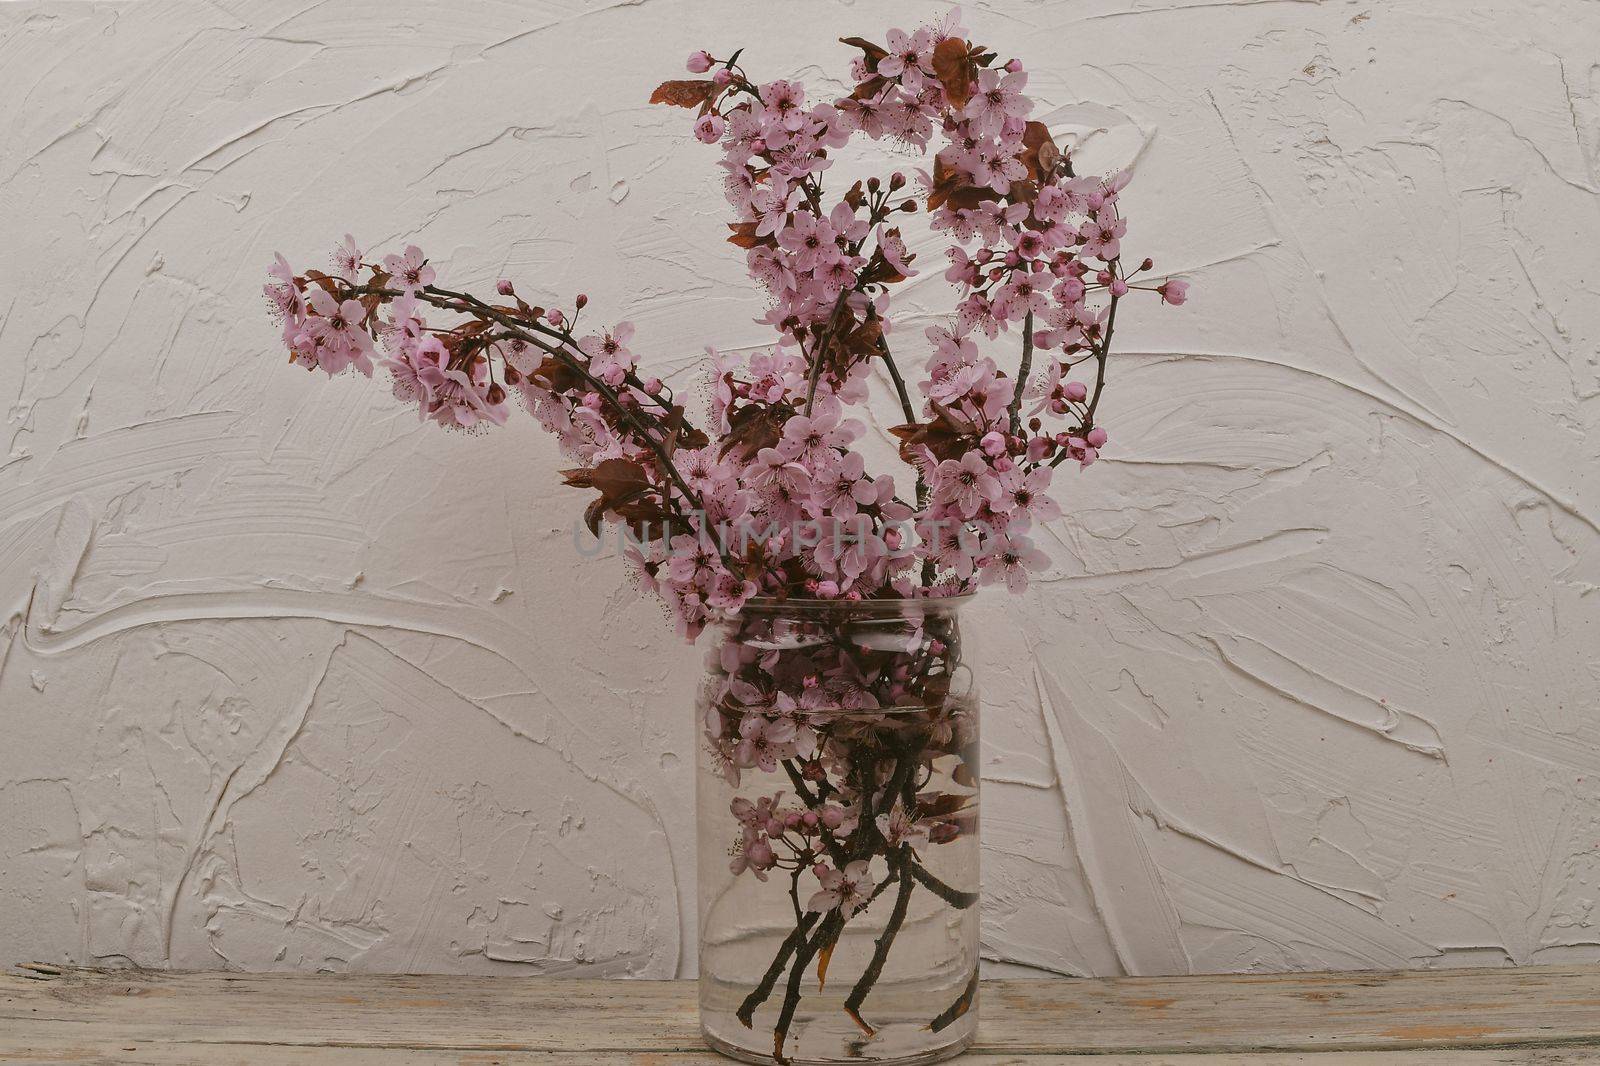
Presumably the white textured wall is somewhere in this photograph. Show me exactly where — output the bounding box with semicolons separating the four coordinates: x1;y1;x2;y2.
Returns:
3;0;1599;979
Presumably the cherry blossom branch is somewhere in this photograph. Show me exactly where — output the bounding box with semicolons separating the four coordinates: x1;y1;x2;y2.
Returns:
842;746;925;1031
736;910;821;1028
908;860;978;909
1083;286;1120;427
928;971;980;1033
773;910;844;1063
872;326;918;427
267;21;1193;1046
843;844;915;1035
412;284;711;523
802;289;855;415
1010;309;1035;436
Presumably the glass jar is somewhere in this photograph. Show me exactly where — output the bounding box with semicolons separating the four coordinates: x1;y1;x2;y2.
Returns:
696;596;979;1065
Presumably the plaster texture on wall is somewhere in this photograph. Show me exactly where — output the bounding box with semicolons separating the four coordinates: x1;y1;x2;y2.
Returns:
2;0;1598;979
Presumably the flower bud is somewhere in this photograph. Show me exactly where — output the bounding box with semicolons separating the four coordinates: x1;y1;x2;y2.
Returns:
1086;426;1108;447
575;293;588;309
980;430;1007;457
1140;257;1154;271
545;308;564;326
1064;380;1088;402
694;113;726;144
496;279;514;295
686;50;714;74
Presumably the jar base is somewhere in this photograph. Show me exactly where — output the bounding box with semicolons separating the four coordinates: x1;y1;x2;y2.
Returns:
702;1024;976;1066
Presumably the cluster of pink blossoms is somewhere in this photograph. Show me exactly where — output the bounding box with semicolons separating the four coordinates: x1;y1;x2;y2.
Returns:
264;9;1188;640
266;16;1190;1049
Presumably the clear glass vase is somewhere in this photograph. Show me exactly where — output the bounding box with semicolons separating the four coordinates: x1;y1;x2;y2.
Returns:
696;596;980;1065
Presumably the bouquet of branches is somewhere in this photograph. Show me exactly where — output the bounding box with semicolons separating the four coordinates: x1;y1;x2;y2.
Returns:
265;8;1186;1060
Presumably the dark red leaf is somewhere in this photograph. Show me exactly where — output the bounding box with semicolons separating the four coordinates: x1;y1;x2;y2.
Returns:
726;221;764;249
932;38;976;109
1020;121;1061;181
839;36;888;71
649;79;715;108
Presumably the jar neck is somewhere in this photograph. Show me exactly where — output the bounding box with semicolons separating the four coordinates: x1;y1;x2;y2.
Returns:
727;594;973;625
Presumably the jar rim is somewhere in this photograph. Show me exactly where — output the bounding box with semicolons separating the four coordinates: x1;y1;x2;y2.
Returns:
731;591;976;614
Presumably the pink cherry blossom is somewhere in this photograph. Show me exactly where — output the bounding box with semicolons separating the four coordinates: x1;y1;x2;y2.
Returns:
735;712;799;773
578;322;636;386
878;27;934;90
935;451;1003;517
777;403;860;468
806;859;875;917
381;245;435;293
996;465;1061;527
759;79;807;132
979;530;1050;592
417;361;505;430
965;68;1031;134
303;289;375;376
332;233;362;283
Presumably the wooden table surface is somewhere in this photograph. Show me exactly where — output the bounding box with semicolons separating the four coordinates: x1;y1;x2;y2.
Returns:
7;964;1600;1064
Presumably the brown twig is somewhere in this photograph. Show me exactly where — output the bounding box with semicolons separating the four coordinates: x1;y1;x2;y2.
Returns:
772;910;844;1063
927;970;979;1033
1010;309;1035;436
802;290;855;415
908;861;977;909
843;844;916;1035
737;911;821;1028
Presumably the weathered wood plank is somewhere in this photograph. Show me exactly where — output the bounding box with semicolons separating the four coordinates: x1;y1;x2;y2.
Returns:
3;1036;1600;1066
5;966;1600;1061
